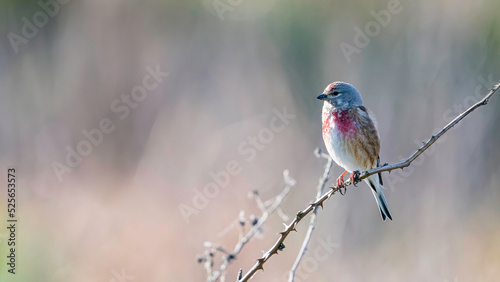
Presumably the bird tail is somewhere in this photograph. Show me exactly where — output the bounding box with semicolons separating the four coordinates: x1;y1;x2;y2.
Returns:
366;175;392;221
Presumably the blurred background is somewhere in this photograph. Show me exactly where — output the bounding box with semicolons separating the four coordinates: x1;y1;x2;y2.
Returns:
0;0;499;281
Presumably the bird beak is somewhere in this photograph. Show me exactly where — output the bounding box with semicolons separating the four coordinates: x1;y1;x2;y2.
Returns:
317;94;327;100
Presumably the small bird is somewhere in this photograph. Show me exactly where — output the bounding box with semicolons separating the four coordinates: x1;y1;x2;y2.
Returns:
317;82;392;221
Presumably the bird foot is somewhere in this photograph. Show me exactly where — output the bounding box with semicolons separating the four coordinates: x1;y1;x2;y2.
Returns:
349;170;361;186
336;176;344;188
336;171;348;195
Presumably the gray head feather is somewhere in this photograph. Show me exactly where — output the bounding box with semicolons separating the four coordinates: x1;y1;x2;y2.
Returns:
317;81;363;110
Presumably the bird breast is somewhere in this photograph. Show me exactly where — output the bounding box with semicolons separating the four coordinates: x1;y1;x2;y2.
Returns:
322;109;358;138
322;107;379;172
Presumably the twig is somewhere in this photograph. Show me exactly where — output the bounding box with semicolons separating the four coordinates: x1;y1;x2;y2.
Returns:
206;170;297;282
202;249;214;277
236;269;243;281
238;82;500;281
250;190;267;215
288;149;333;282
276;207;290;222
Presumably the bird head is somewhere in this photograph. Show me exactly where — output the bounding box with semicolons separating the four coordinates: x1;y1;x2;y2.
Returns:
317;82;363;110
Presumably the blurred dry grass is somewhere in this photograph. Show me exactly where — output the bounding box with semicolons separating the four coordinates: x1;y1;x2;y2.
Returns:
0;0;499;281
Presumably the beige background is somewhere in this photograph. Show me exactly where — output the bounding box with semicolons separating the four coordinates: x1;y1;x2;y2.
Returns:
0;0;499;281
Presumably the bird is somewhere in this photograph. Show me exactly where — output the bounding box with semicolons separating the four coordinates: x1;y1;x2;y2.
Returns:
317;81;392;221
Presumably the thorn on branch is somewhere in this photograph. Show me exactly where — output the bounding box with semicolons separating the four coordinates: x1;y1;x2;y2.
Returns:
278;243;285;251
316;201;324;209
296;211;304;219
237;269;243;281
256;259;265;269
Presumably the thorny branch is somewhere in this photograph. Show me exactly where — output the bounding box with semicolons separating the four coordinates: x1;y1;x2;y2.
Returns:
238;82;500;281
288;149;333;282
202;170;297;282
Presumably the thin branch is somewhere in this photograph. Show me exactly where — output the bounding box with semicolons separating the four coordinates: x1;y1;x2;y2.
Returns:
206;170;297;282
236;269;243;281
288;149;333;282
250;190;268;215
359;82;500;179
202;249;214;277
238;82;500;281
276;207;290;222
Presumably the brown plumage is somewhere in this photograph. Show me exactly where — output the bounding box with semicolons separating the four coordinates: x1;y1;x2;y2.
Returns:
318;82;392;221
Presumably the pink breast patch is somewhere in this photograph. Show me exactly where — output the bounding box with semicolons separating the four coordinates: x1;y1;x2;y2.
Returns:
332;110;357;137
322;112;332;136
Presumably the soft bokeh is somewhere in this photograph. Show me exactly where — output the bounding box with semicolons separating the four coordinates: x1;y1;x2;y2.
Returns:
0;0;499;281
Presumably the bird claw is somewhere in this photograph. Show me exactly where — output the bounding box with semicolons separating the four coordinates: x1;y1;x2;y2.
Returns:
336;171;348;195
338;186;347;195
350;170;360;186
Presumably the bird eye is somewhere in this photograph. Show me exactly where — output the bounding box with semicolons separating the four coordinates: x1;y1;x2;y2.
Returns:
331;91;339;96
